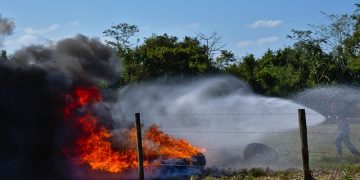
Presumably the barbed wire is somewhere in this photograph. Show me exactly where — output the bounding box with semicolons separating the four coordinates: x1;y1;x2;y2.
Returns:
115;145;339;155
307;131;338;134
162;130;294;134
146;151;339;168
157;164;205;168
142;112;322;117
202;148;336;154
162;130;341;134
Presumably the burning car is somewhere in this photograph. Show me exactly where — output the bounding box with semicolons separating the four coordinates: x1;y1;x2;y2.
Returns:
63;87;205;178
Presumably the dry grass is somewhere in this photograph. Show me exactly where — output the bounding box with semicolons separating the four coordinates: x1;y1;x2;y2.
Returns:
194;168;360;179
190;123;360;179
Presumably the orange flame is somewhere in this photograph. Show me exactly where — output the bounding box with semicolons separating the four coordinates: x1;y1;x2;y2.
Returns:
144;125;200;159
63;87;201;173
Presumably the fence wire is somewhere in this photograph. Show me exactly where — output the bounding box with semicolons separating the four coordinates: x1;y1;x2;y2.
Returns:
162;130;342;134
116;111;360;170
143;112;322;117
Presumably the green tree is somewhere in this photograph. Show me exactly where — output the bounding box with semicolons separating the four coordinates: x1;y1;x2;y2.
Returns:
310;12;353;52
225;54;263;93
104;5;360;95
255;50;301;96
344;4;360;82
135;34;213;82
103;23;139;50
104;23;215;84
103;23;142;84
309;12;353;80
215;50;236;69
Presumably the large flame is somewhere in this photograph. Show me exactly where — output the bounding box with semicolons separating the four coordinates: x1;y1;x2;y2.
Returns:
63;87;201;173
144;125;201;159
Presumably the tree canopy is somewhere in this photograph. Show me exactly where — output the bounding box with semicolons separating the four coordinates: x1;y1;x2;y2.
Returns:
101;5;360;96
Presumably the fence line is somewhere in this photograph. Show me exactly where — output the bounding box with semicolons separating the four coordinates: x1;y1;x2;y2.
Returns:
114;146;338;155
128;111;360;179
202;148;336;154
157;164;205;168
163;130;294;134
141;112;322;117
162;130;341;135
142;152;337;169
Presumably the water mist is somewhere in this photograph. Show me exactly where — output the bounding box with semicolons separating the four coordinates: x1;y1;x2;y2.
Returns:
294;85;360;119
112;76;326;168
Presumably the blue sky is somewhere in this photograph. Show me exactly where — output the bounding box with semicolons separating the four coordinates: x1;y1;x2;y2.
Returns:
0;0;358;57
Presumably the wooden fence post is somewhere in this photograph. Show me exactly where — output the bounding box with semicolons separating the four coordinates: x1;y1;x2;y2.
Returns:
135;113;144;180
298;109;312;180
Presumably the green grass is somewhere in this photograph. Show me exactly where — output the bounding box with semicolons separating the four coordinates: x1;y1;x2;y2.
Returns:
259;123;360;172
193;167;300;180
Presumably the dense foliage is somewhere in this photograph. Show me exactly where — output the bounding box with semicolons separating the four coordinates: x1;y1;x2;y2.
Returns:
102;5;360;96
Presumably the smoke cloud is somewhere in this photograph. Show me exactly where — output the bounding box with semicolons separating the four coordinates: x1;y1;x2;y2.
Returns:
0;34;119;179
0;14;15;47
10;34;119;85
0;14;15;36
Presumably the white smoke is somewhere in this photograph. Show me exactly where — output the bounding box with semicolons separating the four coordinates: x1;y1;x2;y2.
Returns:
112;75;325;168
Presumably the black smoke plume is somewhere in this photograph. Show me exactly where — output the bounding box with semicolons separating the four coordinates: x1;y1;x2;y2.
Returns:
0;34;119;179
0;14;15;47
0;14;15;36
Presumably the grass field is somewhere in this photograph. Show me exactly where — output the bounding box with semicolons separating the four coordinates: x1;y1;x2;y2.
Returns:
193;168;360;179
190;123;360;179
259;123;360;170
